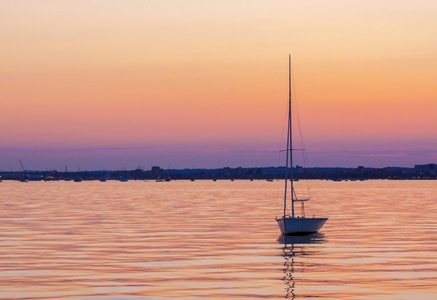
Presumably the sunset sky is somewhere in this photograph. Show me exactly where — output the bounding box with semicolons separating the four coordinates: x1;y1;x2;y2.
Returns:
1;1;436;171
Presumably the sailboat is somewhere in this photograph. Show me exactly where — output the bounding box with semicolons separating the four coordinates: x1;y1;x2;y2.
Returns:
276;55;328;235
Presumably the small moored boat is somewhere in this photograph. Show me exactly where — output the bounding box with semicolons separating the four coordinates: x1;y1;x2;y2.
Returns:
275;55;328;235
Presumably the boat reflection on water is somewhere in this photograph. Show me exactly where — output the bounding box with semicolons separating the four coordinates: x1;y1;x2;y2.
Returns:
278;233;326;299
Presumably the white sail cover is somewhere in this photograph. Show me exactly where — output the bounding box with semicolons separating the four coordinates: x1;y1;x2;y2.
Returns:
294;198;310;202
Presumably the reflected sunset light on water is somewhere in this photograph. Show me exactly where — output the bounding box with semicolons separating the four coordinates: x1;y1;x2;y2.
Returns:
1;180;436;299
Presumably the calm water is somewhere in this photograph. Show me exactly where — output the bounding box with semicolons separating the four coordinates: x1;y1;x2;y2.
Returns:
1;180;436;299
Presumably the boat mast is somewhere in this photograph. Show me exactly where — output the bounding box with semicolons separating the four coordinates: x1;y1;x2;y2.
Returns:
289;55;294;218
283;54;294;217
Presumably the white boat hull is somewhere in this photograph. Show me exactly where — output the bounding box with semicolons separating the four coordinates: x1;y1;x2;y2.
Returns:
276;217;328;235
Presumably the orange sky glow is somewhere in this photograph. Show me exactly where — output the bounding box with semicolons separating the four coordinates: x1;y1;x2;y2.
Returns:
1;1;436;170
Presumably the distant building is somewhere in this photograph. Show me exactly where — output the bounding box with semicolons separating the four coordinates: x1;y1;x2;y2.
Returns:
295;165;303;173
151;166;164;177
236;167;243;176
222;167;231;177
414;164;437;175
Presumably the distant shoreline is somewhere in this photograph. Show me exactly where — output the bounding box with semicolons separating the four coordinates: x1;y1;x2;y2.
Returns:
1;164;435;181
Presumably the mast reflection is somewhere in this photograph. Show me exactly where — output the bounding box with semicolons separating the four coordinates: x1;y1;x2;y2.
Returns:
278;233;326;299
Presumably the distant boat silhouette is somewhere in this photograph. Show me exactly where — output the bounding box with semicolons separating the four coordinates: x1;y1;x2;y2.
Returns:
275;55;328;235
19;160;28;182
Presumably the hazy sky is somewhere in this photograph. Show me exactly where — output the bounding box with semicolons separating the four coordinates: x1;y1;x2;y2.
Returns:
1;0;436;171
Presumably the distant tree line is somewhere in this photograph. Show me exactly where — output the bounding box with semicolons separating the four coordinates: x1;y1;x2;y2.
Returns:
1;164;436;181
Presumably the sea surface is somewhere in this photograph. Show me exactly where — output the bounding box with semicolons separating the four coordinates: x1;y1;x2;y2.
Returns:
1;180;436;299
